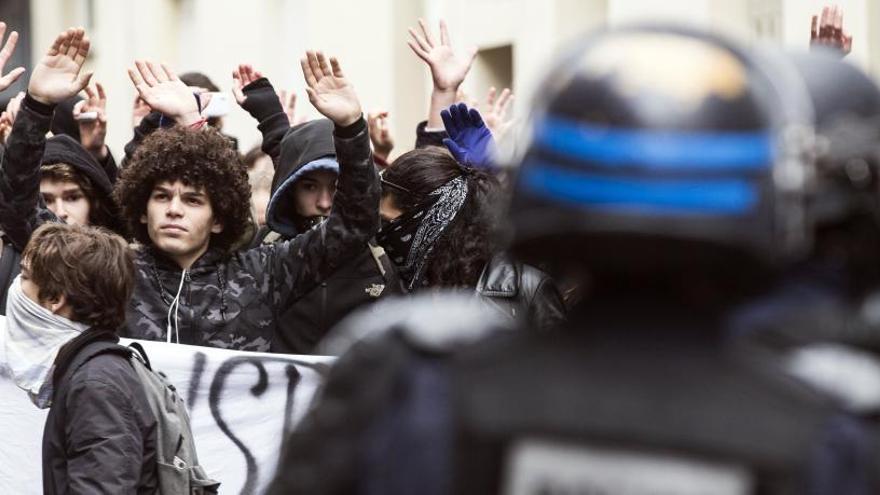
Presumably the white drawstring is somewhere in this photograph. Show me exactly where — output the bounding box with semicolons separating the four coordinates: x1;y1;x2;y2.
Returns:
166;269;187;344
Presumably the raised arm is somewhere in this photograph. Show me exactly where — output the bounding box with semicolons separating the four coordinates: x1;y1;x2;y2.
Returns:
243;51;379;308
0;27;92;250
441;102;498;171
367;109;394;167
0;22;25;93
407;18;476;144
122;60;206;160
232;64;290;166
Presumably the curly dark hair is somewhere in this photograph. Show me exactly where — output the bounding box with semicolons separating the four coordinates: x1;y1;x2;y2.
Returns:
383;147;500;288
113;126;251;253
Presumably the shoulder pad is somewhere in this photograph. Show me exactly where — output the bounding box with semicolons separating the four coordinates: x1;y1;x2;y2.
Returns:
319;291;514;356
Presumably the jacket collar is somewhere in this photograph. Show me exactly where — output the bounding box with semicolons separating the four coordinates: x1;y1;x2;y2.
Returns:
142;244;226;274
476;253;519;298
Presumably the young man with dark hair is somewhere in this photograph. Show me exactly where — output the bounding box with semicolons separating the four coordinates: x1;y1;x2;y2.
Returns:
114;50;379;351
1;28;380;352
2;223;158;493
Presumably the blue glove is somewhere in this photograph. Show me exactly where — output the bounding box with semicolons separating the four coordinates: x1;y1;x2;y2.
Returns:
441;102;498;171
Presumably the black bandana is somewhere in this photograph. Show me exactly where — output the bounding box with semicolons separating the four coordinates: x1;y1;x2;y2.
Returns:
377;176;469;289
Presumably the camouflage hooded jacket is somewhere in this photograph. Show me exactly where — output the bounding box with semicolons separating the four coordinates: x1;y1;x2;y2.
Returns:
0;96;380;352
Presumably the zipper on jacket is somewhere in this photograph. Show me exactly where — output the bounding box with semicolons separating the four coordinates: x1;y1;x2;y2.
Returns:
320;281;328;331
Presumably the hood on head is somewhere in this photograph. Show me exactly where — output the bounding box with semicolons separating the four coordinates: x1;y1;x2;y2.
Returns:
266;119;340;237
42;134;113;202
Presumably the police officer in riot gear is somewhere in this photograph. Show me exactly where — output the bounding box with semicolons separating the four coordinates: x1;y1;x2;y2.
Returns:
730;50;880;419
268;27;879;494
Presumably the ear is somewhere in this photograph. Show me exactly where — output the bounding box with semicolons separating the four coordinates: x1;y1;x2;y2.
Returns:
211;219;224;234
140;213;147;225
48;294;68;315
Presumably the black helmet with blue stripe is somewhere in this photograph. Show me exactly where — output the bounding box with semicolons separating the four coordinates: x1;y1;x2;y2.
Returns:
509;26;819;271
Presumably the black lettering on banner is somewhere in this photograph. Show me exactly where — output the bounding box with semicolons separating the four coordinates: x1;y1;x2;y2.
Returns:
187;351;207;409
281;365;301;448
208;356;327;495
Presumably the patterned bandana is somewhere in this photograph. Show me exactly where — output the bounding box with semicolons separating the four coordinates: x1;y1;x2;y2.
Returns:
377;176;469;290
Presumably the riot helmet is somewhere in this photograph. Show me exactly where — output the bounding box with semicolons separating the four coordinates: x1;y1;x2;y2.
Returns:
508;26;817;275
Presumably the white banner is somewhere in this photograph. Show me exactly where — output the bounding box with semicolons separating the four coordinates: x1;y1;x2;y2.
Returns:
0;336;334;494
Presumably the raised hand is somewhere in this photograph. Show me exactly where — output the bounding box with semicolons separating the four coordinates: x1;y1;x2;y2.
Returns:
0;22;25;93
28;27;93;105
407;19;476;92
441;102;497;170
482;87;515;139
408;19;476;129
231;63;263;106
127;60;205;125
73;82;108;158
300;51;361;127
811;5;852;57
367;110;394;160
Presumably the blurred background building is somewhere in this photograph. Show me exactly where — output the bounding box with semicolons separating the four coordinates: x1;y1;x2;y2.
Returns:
2;0;878;159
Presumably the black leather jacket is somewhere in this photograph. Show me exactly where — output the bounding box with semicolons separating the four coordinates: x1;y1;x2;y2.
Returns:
476;253;566;330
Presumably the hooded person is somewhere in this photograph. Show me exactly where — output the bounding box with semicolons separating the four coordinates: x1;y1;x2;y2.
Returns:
0;120;121;315
239;90;403;353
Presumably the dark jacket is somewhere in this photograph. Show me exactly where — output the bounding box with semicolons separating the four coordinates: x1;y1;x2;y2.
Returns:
1;94;381;352
0;240;20;315
43;331;158;494
125;114;380;351
414;120;448;149
269;297;879;495
476;253;566;329
241;78;402;354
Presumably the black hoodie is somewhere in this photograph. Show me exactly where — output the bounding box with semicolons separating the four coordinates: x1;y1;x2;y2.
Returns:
265;119;340;237
241;78;403;353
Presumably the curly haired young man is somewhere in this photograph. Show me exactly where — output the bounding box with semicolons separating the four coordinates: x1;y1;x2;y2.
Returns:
0;28;379;351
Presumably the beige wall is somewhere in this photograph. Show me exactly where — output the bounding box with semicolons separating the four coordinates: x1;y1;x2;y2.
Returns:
25;0;880;160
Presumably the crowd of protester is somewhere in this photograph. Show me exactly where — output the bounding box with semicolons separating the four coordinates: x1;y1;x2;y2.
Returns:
3;4;880;493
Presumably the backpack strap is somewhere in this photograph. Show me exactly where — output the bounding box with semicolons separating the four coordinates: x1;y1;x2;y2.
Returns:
56;340;132;391
127;341;153;371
